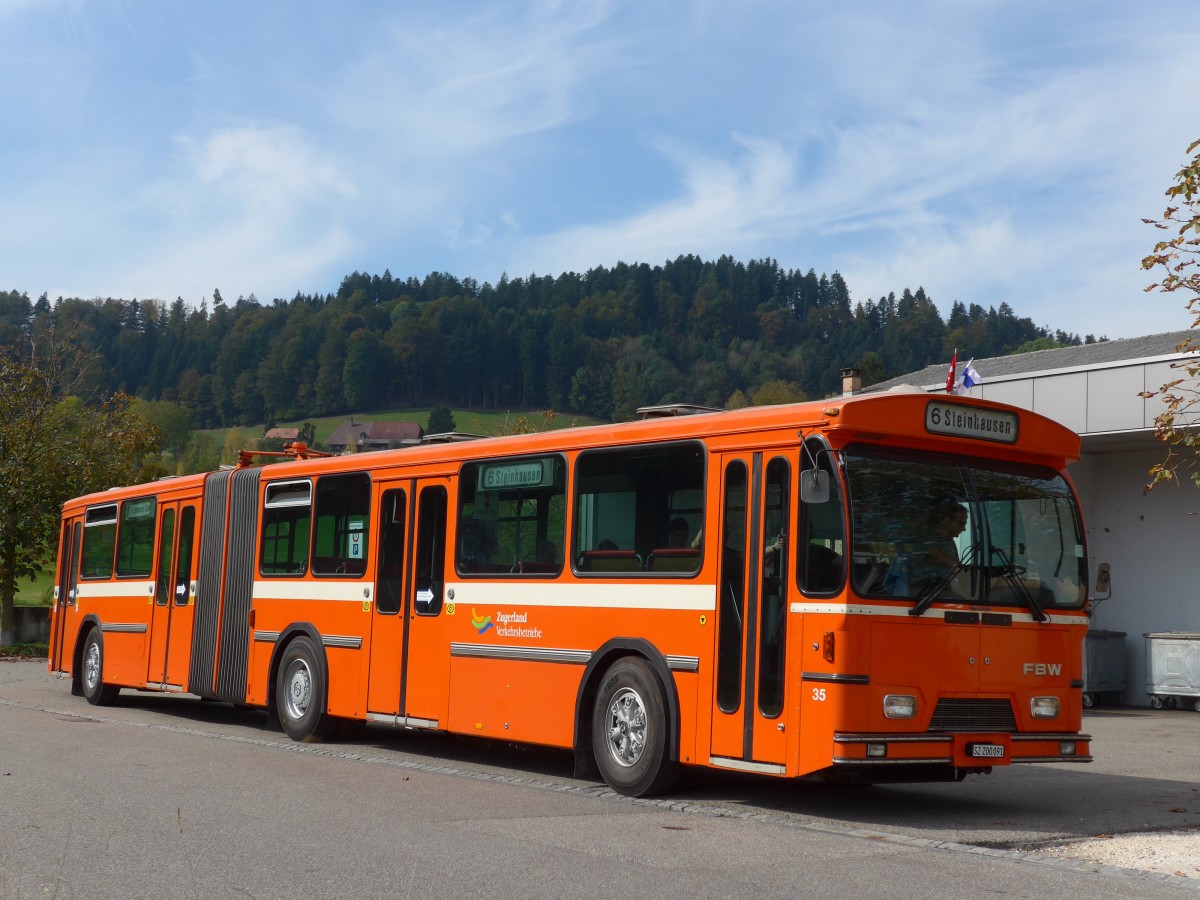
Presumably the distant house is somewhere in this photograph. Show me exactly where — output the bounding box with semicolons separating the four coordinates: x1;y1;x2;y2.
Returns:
325;420;424;453
263;427;300;442
358;421;423;449
325;421;366;452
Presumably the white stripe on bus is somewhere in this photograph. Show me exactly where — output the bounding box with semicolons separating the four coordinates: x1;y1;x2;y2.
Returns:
75;581;155;599
788;601;1088;626
254;581;371;603
446;581;716;611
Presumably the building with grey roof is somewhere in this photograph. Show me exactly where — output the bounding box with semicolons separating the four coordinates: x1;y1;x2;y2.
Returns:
863;330;1199;708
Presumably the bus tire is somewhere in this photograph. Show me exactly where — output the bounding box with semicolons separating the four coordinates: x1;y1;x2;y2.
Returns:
275;636;336;743
81;628;119;706
591;657;678;797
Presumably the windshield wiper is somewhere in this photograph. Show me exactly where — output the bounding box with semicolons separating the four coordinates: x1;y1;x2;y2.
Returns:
909;545;974;618
991;547;1047;622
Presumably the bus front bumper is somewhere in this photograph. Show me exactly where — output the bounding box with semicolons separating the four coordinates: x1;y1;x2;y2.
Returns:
830;731;1093;769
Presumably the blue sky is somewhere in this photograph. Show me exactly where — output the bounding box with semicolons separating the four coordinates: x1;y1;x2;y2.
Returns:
2;1;1197;341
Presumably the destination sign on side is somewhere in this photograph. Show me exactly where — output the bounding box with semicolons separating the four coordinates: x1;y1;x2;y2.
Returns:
925;401;1019;444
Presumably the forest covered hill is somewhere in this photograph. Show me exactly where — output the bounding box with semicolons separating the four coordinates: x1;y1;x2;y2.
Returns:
0;255;1100;427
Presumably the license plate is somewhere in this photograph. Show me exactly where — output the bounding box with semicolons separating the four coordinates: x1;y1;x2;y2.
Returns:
969;743;1005;759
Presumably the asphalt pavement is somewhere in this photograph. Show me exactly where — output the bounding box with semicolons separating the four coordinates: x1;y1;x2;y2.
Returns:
2;658;1198;896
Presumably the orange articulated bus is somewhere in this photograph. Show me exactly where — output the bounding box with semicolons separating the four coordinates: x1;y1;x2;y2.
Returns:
49;391;1092;796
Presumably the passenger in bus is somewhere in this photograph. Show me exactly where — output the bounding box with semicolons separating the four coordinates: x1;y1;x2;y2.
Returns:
535;539;557;564
668;517;690;548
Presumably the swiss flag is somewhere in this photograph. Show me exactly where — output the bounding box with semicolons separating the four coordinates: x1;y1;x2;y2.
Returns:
945;350;958;393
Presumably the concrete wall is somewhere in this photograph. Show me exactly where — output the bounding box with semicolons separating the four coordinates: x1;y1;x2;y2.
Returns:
1071;449;1200;705
11;606;50;644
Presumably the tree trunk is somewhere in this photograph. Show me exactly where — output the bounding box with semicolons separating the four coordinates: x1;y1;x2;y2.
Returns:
1;542;19;645
0;592;15;647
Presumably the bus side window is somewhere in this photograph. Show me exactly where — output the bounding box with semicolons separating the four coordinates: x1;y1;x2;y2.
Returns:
81;504;118;579
261;480;312;576
115;497;156;578
312;473;371;577
572;442;705;577
457;457;566;576
798;439;845;594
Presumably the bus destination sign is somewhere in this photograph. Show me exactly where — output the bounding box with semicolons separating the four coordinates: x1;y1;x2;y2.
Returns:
478;458;553;491
925;401;1018;444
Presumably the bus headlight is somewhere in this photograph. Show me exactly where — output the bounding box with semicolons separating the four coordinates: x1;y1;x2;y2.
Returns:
883;694;917;719
1031;696;1060;719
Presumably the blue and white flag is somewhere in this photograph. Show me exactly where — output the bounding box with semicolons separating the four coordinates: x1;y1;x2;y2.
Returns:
955;359;982;395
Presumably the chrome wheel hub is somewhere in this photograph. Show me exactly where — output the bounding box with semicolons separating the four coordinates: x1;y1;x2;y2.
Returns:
283;659;312;720
605;687;647;767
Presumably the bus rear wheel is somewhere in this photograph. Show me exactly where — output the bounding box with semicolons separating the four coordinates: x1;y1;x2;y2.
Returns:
275;636;336;742
591;657;678;797
81;628;119;706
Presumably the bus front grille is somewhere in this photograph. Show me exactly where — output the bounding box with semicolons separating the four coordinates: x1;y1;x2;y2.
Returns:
928;699;1016;733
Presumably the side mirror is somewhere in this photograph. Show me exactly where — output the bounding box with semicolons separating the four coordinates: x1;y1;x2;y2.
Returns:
1094;562;1111;596
801;469;830;504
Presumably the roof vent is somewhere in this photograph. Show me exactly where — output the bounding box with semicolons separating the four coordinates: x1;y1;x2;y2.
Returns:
636;404;726;419
421;432;487;444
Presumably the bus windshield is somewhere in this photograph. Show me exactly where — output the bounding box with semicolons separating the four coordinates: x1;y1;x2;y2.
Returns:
846;446;1086;612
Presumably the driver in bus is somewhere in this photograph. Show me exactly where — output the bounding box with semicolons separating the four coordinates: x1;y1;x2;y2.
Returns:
912;501;968;591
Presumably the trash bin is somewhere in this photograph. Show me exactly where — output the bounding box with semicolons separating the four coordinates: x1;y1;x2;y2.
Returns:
1082;630;1126;707
1144;632;1200;712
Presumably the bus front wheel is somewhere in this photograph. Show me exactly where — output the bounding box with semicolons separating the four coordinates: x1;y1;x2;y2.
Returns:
275;636;336;742
81;628;119;706
591;657;678;797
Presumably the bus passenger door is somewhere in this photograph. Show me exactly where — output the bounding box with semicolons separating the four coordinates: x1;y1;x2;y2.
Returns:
710;454;792;770
367;479;450;727
147;504;177;685
402;481;450;725
367;485;408;716
50;518;82;673
147;502;199;689
163;504;198;689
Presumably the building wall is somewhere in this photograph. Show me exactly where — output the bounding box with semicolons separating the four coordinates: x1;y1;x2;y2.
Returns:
1070;448;1200;705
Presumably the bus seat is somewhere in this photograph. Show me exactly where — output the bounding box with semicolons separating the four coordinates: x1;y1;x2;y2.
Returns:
512;560;559;574
647;547;701;573
579;549;644;572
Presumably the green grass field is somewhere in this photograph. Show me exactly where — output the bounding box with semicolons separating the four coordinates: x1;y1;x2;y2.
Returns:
14;567;55;607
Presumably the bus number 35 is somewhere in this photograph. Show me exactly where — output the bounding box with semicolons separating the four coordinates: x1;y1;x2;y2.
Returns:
811;688;827;701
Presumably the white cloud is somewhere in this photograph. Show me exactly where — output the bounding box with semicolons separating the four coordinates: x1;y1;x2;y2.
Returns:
184;123;357;211
330;1;616;159
2;0;1198;338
